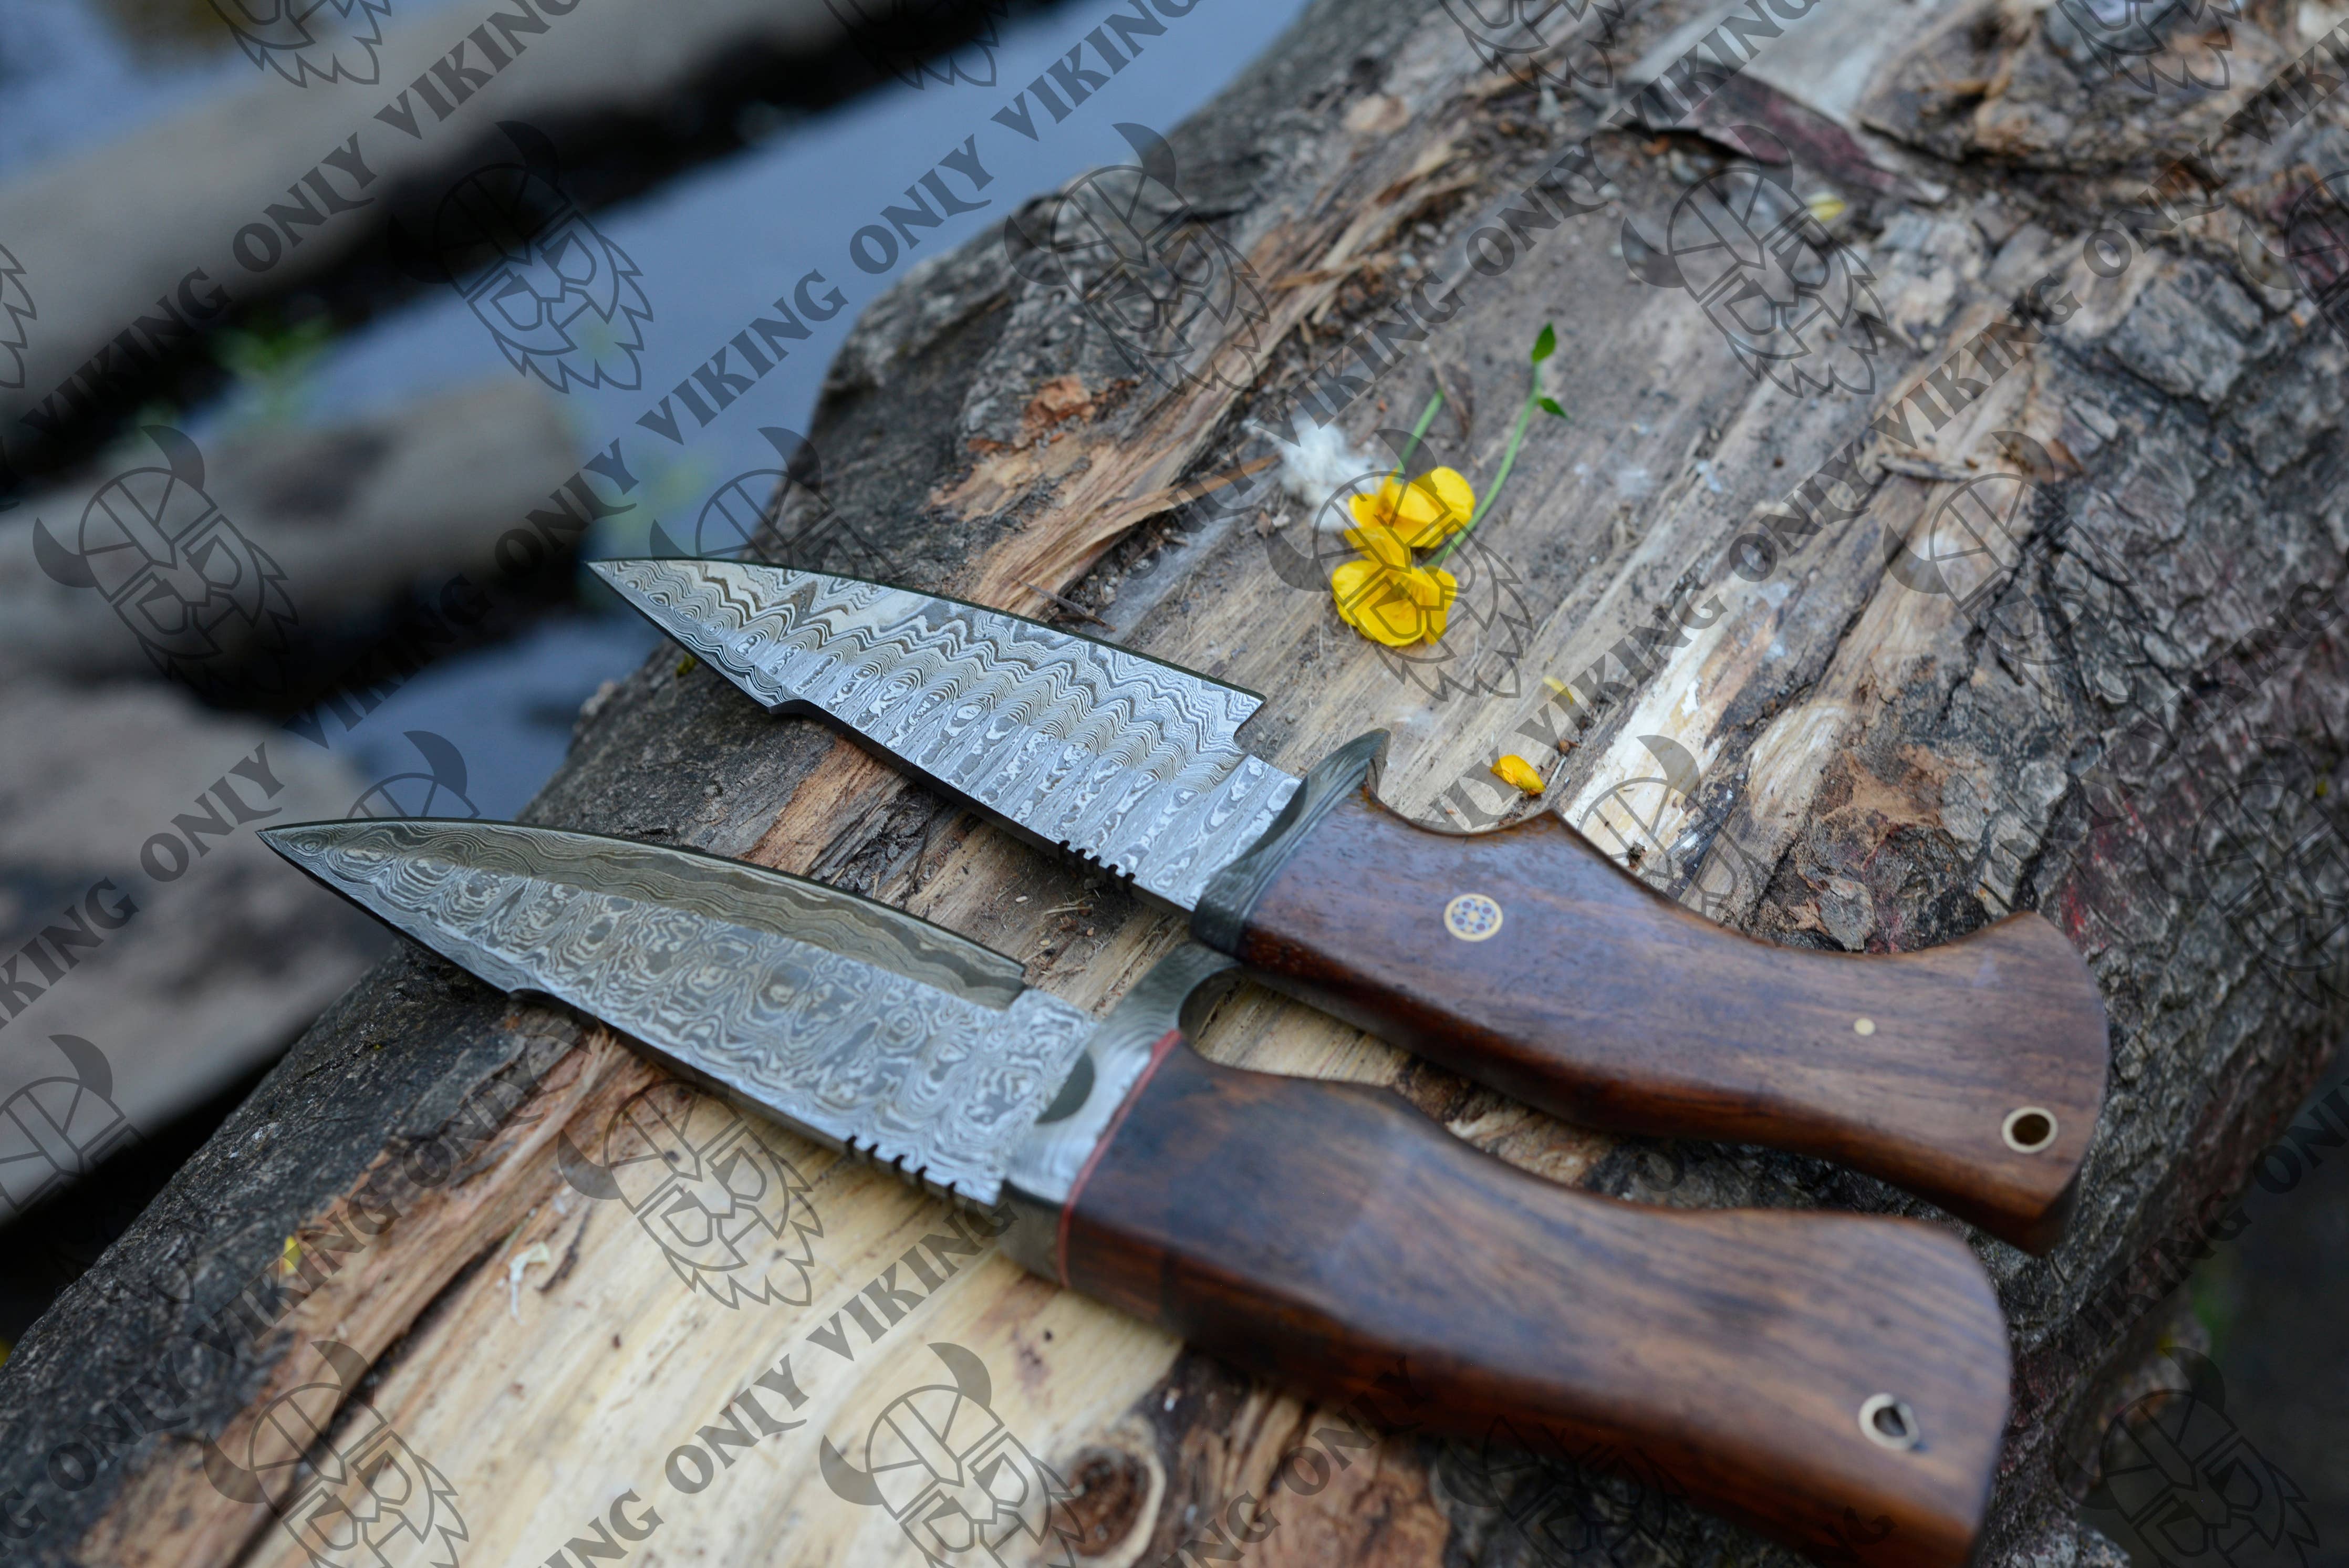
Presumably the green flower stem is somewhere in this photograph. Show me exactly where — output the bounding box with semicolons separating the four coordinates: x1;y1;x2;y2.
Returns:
1390;391;1446;484
1427;323;1566;568
1428;391;1538;568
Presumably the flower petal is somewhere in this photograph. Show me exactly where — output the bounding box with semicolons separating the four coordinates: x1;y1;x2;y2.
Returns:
1392;477;1442;527
1398;566;1447;608
1343;525;1410;568
1426;466;1475;524
1391;468;1474;547
1331;557;1383;622
1492;754;1546;794
1333;549;1461;648
1359;592;1422;645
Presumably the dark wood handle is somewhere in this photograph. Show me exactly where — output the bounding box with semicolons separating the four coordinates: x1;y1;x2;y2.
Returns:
1202;762;2107;1253
1059;1041;2010;1568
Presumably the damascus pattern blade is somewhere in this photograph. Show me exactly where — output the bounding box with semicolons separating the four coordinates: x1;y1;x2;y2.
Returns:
593;560;1301;911
263;821;1095;1205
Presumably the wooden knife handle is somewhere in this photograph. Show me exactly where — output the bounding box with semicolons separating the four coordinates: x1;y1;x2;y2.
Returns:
1193;734;2108;1254
1053;1037;2009;1568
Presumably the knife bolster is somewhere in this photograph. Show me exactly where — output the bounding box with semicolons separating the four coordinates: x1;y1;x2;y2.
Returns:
999;943;1243;1279
1193;730;1391;951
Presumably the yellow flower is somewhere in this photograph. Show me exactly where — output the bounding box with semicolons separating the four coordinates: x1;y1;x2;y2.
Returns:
1345;467;1475;551
1492;754;1545;794
1328;466;1473;648
1331;544;1458;648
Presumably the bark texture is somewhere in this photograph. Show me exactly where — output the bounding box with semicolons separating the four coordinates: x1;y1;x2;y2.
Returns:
4;0;2346;1565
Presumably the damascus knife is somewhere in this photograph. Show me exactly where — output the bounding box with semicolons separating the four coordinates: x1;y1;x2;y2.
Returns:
590;560;2109;1253
262;817;2008;1568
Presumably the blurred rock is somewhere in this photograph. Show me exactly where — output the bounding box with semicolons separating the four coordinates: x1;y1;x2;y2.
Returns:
0;377;576;698
0;674;386;1202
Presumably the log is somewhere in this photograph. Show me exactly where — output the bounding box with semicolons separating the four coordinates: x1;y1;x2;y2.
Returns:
5;1;2347;1565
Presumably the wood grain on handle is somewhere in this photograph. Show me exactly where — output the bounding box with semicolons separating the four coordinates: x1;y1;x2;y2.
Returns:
1200;749;2107;1254
1059;1042;2010;1568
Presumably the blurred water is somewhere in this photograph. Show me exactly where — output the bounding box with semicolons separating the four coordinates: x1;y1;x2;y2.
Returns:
287;0;1314;484
254;0;1317;815
334;614;664;818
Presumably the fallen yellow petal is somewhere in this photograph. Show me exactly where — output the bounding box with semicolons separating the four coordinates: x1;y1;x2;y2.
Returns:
1492;754;1545;794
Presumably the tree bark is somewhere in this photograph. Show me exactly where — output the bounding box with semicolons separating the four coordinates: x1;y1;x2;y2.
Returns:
4;0;2346;1565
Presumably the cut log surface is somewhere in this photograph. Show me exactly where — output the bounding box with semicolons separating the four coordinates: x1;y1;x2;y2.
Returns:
5;0;2347;1565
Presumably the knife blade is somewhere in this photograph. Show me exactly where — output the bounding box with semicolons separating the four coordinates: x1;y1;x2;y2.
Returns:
263;817;2010;1568
591;559;2107;1254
